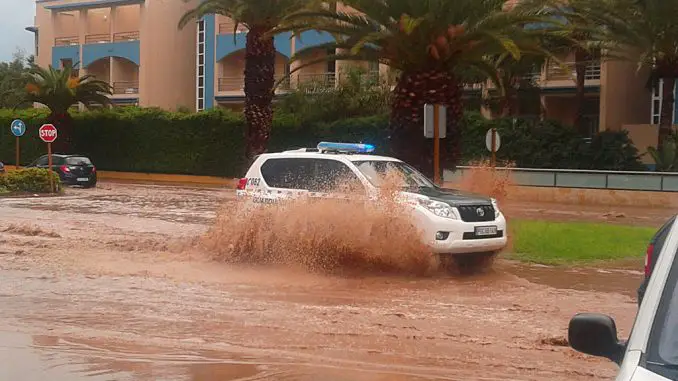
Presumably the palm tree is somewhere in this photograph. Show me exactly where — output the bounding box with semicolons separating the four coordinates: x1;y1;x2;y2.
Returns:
570;0;678;150
23;64;112;152
178;0;317;160
548;1;610;136
279;0;559;176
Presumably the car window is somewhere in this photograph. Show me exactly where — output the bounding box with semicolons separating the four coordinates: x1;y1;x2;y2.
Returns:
354;161;435;189
260;158;362;192
650;217;676;271
35;156;49;166
646;239;678;379
308;159;362;193
261;158;312;190
66;157;92;165
52;156;65;166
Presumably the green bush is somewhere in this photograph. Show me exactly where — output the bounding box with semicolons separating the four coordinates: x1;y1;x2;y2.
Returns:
460;112;644;170
0;107;645;178
0;168;61;194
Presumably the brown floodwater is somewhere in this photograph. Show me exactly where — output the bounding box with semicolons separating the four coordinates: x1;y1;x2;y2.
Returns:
0;182;652;380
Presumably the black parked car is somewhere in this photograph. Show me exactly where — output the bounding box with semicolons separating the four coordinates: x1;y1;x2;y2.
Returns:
27;154;97;188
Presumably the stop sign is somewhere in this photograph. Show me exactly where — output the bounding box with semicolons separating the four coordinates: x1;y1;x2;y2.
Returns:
39;124;58;143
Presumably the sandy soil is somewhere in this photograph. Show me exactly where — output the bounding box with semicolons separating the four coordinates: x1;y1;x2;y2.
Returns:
0;182;658;381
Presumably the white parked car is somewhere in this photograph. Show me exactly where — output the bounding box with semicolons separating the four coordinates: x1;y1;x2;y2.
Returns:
236;142;508;271
569;214;678;380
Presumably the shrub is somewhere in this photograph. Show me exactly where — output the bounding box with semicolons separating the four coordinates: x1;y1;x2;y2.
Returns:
459;113;644;170
0;107;644;177
0;168;61;194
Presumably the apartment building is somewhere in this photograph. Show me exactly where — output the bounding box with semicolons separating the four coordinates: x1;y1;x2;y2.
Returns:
30;0;198;110
29;0;675;156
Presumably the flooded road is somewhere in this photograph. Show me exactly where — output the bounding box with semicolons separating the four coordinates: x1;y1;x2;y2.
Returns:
0;183;649;380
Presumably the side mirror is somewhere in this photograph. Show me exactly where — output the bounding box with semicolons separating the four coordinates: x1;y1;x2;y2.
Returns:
568;313;625;364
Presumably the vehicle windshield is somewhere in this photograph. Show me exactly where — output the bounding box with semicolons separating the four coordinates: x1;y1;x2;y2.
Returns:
66;157;92;165
353;160;436;189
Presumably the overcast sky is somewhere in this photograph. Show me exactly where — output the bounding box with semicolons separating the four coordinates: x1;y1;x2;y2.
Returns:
0;0;36;62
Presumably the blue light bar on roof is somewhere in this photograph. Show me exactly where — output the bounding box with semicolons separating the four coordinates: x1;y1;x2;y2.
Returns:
317;142;375;153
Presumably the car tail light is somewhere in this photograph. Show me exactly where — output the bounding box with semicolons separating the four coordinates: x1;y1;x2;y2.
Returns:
237;178;247;190
60;165;70;173
645;243;654;277
91;166;96;173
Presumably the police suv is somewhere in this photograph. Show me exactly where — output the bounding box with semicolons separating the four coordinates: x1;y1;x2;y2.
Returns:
236;142;508;269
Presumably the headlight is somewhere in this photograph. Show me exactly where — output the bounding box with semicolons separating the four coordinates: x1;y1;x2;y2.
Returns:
417;199;457;219
491;198;501;218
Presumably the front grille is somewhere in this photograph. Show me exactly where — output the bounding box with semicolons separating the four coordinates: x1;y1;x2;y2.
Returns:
457;205;495;222
463;230;504;240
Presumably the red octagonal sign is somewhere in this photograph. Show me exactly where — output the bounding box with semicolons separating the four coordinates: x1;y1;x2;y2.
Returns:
39;124;58;143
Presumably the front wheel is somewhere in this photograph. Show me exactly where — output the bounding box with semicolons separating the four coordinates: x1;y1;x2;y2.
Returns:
440;252;497;275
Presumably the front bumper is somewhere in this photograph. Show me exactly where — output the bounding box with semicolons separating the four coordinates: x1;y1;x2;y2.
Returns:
413;208;508;255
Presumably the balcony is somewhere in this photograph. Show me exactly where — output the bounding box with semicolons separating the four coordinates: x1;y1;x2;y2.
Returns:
55;36;79;46
85;33;111;44
545;61;601;81
113;81;139;95
298;73;337;88
218;20;247;35
217;76;291;92
113;31;139;42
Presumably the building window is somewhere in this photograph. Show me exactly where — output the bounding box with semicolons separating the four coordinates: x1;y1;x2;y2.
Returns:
651;79;676;125
196;19;206;111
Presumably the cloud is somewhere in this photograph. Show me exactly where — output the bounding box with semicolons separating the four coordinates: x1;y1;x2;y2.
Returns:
0;0;36;62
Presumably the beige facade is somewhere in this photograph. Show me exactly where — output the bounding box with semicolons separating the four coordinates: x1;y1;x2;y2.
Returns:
30;0;669;154
32;0;197;110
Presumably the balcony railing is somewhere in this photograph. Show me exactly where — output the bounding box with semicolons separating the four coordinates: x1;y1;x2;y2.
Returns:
217;76;291;92
113;31;139;42
546;60;601;81
85;34;111;44
298;73;337;88
55;36;79;46
113;81;139;95
218;21;248;35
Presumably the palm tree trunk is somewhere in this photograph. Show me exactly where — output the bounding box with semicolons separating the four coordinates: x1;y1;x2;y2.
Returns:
244;26;276;160
573;49;587;136
48;112;73;153
389;70;462;179
659;76;676;151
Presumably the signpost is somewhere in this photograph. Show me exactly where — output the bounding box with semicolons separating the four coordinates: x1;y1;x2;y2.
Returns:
10;119;26;169
39;124;58;193
485;128;501;167
424;104;446;184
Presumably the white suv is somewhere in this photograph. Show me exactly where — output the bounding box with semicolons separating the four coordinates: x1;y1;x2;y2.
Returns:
236;142;508;270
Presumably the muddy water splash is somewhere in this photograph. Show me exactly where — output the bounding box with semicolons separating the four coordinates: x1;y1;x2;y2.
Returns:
200;172;437;276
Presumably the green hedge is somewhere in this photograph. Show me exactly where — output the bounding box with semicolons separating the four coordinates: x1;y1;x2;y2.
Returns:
0;168;61;194
0;107;643;178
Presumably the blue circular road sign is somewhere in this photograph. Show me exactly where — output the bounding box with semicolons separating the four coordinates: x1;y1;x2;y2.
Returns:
10;119;26;137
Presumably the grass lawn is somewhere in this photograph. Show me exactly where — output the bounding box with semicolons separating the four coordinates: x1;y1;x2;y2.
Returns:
510;219;657;265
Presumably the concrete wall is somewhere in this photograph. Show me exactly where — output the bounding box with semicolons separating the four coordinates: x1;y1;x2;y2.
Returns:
115;4;140;34
600;60;652;131
86;8;110;36
624;124;678;164
111;57;139;82
138;0;198;110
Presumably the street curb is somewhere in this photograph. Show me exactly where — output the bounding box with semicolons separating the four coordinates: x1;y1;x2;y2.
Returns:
3;165;237;187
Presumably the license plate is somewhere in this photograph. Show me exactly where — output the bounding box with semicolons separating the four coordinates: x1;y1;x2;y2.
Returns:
77;177;89;182
475;226;498;236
